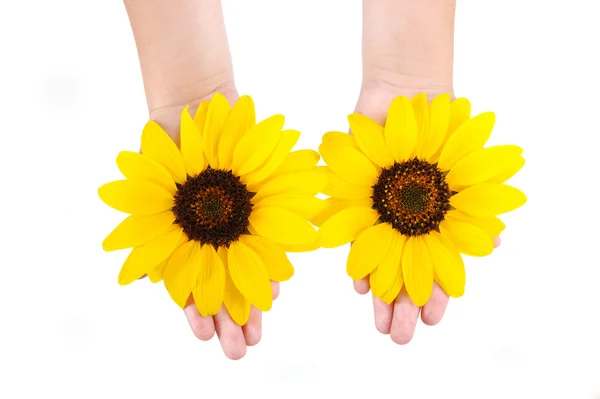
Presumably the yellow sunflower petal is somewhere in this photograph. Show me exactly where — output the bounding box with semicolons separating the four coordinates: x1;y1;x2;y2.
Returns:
147;259;166;283
319;166;373;200
247;220;318;252
431;98;472;161
401;236;433;306
370;231;405;304
269;149;320;177
380;268;405;304
446;145;524;188
384;96;418;162
116;151;176;194
347;223;394;280
422;93;450;161
193;244;225;316
426;233;465;298
319;142;379;187
252;171;327;202
218;95;255;170
102;211;175;251
450;183;527;217
141;120;186;184
241;235;294;282
98;180;174;215
231;114;285;176
203;93;231;168
163;240;201;308
193;101;209;134
317;206;379;248
439;218;494;257
412;93;430;155
242;129;300;185
227;238;272;311
310;197;342;227
311;197;373;227
118;226;184;286
247;222;259;236
279;240;320;252
448;98;471;135
248;149;320;193
438;112;495;171
348;114;394;168
249;207;317;245
220;247;251;326
180;106;206;176
488;157;526;184
254;195;325;220
446;210;505;238
322;131;360;150
135;223;188;285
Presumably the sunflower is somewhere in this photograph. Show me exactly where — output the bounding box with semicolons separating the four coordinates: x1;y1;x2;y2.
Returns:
314;93;526;306
99;93;325;325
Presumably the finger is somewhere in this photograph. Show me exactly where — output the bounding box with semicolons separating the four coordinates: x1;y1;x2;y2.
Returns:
214;305;247;360
420;282;449;326
353;277;370;295
372;295;393;335
493;236;501;248
390;289;420;345
271;281;280;300
183;296;215;341
242;306;262;346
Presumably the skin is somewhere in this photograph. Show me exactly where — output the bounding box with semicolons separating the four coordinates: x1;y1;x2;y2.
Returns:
124;0;256;360
354;0;502;344
123;0;501;357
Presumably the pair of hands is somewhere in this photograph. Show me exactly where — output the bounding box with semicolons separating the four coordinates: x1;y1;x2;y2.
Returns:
148;84;501;360
123;0;468;360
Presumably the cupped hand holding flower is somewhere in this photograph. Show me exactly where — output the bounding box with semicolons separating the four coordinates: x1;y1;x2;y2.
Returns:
313;85;524;344
100;93;323;359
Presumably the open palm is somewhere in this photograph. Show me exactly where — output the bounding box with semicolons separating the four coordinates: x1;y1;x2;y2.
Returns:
147;91;279;360
351;84;502;343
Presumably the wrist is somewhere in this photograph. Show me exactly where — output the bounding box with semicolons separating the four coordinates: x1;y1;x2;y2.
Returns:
125;0;236;122
362;65;454;98
147;69;237;114
148;80;238;142
361;0;456;112
356;76;454;125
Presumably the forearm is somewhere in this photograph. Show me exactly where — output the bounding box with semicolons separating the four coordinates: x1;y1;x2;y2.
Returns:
362;0;455;91
124;0;236;115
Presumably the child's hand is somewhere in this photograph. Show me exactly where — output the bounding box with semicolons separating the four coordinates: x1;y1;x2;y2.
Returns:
124;0;273;359
146;91;275;360
354;0;476;343
351;81;502;344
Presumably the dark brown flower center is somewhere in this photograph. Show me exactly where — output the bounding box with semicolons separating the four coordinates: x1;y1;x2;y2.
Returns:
371;158;450;236
173;168;254;247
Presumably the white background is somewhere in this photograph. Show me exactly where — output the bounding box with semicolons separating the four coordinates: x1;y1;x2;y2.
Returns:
1;1;599;398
